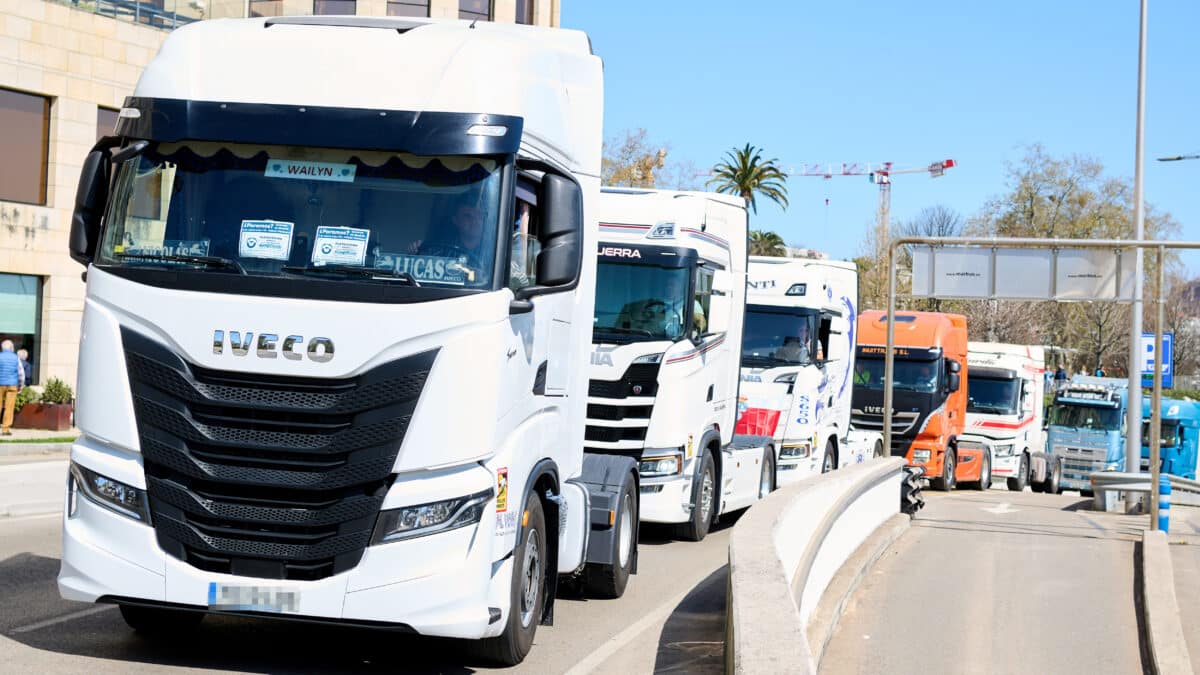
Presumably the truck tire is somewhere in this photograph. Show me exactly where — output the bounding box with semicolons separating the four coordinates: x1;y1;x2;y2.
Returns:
972;451;992;491
481;491;546;666
821;439;837;473
675;451;715;542
932;448;956;491
119;604;203;635
1044;457;1062;495
759;446;775;499
583;470;637;599
1006;453;1029;492
873;439;885;459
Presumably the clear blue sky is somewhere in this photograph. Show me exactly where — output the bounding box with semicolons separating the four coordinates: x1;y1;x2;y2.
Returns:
562;1;1200;272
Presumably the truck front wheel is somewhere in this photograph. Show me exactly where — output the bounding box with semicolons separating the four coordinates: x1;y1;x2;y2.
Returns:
1006;453;1029;492
821;439;837;473
481;491;546;666
584;470;638;599
932;448;956;491
675;451;715;542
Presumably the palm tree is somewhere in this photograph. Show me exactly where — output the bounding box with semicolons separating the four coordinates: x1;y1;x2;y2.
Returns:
749;230;787;256
707;144;790;215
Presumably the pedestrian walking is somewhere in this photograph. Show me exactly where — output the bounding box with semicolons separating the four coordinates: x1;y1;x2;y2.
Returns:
1054;365;1067;389
17;348;32;386
0;340;25;435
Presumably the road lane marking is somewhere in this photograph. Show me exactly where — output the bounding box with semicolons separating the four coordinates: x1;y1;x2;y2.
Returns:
8;606;114;634
563;585;696;675
982;502;1020;515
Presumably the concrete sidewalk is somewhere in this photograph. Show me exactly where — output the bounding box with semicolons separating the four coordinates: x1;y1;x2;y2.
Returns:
0;454;68;517
0;427;78;458
1168;507;1200;670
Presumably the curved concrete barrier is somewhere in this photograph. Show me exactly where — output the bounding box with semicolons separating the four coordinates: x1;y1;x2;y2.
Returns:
1141;529;1194;675
726;458;907;674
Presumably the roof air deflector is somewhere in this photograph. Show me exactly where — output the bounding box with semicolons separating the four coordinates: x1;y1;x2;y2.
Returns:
264;16;426;33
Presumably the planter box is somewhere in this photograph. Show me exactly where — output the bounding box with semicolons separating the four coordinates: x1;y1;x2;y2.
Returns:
14;403;73;431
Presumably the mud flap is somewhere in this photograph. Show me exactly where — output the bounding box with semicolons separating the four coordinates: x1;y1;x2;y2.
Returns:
580;453;639;574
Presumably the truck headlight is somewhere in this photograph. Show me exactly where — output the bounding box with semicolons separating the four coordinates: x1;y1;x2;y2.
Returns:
780;442;811;459
639;453;683;477
912;449;932;464
774;372;797;384
632;353;663;364
372;489;492;544
994;444;1014;457
69;462;150;522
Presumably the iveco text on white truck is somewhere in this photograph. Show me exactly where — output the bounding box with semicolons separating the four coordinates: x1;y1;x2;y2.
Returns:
736;257;882;483
586;188;766;541
59;16;637;665
960;342;1062;493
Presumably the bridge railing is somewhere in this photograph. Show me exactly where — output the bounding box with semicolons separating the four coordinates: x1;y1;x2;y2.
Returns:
726;457;907;674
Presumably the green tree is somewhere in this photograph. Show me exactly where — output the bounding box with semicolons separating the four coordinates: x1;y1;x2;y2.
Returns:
707;144;789;215
602;128;668;188
749;230;786;256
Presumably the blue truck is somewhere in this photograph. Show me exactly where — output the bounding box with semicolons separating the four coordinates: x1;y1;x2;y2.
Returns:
1141;398;1200;480
1045;376;1130;492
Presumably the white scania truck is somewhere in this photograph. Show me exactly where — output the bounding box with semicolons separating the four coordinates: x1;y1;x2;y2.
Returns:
736;257;881;484
58;16;638;665
961;342;1062;493
585;188;767;541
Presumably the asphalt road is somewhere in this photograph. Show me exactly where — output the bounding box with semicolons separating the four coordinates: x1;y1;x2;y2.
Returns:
820;488;1150;675
0;510;736;674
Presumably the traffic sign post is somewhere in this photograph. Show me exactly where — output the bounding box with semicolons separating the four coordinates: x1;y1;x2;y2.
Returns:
1141;332;1174;389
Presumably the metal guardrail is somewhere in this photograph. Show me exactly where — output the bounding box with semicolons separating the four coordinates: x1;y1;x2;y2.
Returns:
1090;472;1200;508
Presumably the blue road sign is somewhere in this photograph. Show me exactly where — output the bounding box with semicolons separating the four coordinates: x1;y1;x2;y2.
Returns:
1141;332;1174;389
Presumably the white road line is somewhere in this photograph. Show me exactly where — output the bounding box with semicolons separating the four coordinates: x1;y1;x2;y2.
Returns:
8;606;114;635
563;585;695;675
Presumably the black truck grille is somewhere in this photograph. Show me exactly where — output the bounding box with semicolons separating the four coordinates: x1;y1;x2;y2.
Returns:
588;363;661;399
122;328;436;581
585;362;659;452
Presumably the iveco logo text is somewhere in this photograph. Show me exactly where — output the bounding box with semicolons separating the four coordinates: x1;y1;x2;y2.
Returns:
212;331;335;362
598;246;641;258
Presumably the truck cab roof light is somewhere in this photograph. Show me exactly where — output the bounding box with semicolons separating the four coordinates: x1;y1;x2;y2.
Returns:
467;125;508;137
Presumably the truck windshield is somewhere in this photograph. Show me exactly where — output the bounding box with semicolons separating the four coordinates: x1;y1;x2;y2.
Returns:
967;376;1020;415
96;142;504;289
742;306;819;367
1048;404;1122;431
853;357;941;394
1142;420;1180;447
594;262;690;343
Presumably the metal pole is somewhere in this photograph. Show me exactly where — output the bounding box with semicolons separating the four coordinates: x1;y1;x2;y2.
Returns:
1125;0;1148;492
884;241;897;456
1150;246;1164;521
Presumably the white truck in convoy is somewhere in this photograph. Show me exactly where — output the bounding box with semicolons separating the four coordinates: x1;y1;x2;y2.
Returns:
586;188;768;541
736;257;882;484
59;16;637;665
960;342;1062;493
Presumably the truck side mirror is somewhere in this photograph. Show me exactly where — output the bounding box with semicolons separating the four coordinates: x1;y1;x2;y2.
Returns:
532;173;582;288
69;144;115;266
948;372;961;393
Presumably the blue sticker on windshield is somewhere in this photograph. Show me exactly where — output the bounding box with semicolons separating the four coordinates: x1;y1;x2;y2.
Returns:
265;159;356;183
312;226;369;266
118;239;210;258
375;252;469;285
239;220;294;261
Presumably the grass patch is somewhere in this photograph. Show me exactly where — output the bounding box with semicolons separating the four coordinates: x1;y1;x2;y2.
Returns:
0;436;78;444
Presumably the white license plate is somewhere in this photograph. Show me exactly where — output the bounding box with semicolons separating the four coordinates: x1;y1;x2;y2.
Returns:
208;582;300;613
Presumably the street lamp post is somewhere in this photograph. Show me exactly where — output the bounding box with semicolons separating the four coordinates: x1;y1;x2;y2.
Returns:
1125;0;1149;502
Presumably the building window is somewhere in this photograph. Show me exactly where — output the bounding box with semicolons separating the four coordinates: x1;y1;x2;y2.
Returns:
459;0;490;21
0;274;42;385
0;89;50;205
387;0;429;16
97;107;119;143
248;0;282;17
314;0;356;14
515;0;533;24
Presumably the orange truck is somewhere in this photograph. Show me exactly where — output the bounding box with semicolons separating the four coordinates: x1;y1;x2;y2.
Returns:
851;310;984;490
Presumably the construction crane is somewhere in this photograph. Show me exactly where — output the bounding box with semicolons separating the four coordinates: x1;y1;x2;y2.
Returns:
789;159;956;237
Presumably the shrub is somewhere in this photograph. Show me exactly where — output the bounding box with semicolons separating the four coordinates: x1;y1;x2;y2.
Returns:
41;377;74;405
13;386;39;414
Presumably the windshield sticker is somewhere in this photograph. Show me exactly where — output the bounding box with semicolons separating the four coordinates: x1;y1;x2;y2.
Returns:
264;159;356;183
116;239;211;258
374;252;469;285
312;226;369;266
239;220;294;261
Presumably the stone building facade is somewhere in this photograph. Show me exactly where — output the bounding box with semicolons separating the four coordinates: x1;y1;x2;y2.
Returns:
0;0;559;389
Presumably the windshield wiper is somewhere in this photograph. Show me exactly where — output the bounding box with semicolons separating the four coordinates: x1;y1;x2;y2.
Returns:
282;264;420;286
594;326;656;338
116;253;246;274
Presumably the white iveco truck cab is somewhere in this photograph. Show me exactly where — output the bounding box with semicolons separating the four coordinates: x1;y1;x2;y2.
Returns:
736;257;880;484
59;17;638;665
586;188;765;542
961;342;1061;493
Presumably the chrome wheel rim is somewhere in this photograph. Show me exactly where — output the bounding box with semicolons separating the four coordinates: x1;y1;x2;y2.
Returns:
618;493;633;568
519;528;541;628
699;468;714;523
